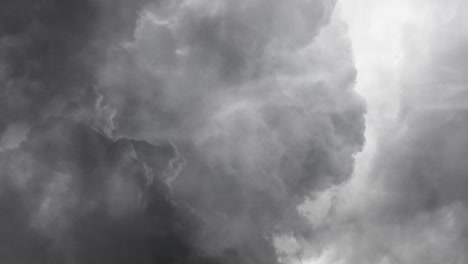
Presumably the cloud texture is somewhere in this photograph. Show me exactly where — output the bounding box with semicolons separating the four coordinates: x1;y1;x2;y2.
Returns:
0;0;366;263
296;1;468;263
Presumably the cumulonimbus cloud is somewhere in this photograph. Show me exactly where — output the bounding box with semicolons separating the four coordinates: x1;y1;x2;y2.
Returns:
0;0;366;263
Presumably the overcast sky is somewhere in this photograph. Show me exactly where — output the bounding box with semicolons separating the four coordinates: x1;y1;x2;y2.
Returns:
293;1;468;263
0;1;467;263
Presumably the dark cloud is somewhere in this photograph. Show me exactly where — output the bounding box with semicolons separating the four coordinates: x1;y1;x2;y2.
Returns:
0;0;366;263
97;0;365;260
0;0;153;139
0;117;222;263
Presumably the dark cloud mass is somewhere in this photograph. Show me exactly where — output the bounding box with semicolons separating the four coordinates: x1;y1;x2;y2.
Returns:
0;0;366;263
0;0;152;138
0;117;218;263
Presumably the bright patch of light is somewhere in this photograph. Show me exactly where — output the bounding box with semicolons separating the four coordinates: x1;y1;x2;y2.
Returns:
336;0;414;182
295;2;417;263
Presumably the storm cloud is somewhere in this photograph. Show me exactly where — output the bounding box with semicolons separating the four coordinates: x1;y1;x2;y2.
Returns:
0;0;366;263
98;0;365;261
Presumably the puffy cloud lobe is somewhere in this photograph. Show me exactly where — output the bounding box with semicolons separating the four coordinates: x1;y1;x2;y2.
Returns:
0;0;367;263
98;0;365;261
0;118;221;263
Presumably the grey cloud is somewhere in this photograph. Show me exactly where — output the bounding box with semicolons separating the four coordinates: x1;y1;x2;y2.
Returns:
373;0;468;219
0;0;152;139
98;0;365;261
0;0;366;263
296;1;468;263
0;118;222;263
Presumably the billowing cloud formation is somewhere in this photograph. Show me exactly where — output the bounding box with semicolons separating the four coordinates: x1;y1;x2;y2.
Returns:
0;0;366;263
99;0;365;260
0;0;154;141
296;1;468;263
0;118;223;263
